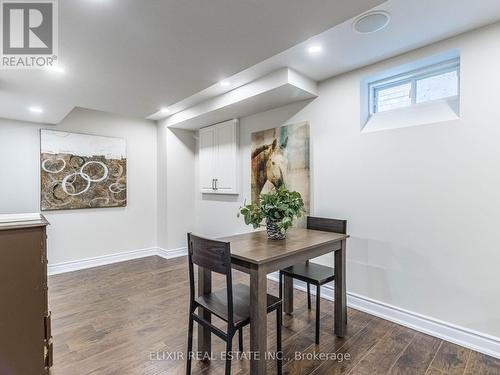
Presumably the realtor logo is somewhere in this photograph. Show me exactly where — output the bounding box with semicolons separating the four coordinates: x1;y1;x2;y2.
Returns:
1;0;58;69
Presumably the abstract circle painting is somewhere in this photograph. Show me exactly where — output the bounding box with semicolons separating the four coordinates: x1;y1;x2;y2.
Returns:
40;129;127;211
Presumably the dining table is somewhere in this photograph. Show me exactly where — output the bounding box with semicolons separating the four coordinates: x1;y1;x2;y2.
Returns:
197;227;349;374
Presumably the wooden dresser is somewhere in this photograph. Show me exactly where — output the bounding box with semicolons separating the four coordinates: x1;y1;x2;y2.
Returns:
0;215;53;374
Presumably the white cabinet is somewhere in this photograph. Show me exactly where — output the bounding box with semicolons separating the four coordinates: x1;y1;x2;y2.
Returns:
199;126;217;192
199;119;239;194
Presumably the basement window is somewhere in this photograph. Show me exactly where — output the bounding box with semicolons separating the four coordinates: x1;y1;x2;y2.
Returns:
361;51;460;132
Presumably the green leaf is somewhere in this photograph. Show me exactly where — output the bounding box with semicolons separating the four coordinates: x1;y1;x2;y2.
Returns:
237;186;305;233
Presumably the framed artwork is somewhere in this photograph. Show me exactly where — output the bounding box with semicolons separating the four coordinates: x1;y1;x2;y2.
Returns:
251;121;310;214
40;129;127;211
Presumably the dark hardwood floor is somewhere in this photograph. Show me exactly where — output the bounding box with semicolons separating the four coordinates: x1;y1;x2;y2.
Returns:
48;256;500;375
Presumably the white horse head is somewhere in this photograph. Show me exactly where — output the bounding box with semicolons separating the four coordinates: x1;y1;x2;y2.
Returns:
265;137;288;189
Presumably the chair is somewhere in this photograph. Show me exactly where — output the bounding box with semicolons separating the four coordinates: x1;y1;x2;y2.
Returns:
186;233;283;375
279;216;347;345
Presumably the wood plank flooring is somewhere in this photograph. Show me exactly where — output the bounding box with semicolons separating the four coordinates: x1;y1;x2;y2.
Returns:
48;256;500;375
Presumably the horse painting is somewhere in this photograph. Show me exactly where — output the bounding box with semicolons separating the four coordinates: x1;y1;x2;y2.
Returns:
250;122;310;214
251;137;288;203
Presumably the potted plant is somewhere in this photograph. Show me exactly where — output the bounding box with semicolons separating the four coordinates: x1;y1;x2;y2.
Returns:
239;185;305;240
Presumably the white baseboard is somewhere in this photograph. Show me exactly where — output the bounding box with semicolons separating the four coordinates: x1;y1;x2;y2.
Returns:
267;272;500;359
157;246;188;259
48;246;187;276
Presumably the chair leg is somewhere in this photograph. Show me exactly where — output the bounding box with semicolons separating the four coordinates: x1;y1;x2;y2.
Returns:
307;282;311;310
238;327;243;352
279;271;283;301
315;284;321;345
186;313;194;375
225;335;233;375
279;272;284;326
276;306;283;375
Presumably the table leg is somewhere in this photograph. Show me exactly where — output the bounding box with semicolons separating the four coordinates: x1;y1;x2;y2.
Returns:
283;274;294;314
334;239;347;337
197;266;212;357
250;266;267;374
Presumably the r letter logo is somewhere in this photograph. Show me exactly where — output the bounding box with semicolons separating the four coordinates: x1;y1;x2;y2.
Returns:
1;0;58;69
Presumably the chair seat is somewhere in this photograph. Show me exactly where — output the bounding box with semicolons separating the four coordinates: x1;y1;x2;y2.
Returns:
281;262;335;285
195;283;281;326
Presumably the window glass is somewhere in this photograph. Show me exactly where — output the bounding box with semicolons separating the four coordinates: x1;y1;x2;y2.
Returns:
375;82;412;112
416;70;458;103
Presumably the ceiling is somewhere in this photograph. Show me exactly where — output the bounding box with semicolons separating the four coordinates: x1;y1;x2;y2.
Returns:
3;0;500;125
156;0;500;121
0;0;384;124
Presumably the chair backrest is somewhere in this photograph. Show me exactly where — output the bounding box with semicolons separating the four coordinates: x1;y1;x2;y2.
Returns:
188;233;232;274
307;216;347;234
187;233;234;325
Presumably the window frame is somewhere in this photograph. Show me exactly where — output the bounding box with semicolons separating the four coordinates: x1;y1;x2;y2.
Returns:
369;57;460;115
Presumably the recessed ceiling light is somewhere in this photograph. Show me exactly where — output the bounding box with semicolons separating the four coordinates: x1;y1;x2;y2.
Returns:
46;65;65;73
220;80;231;87
29;106;43;114
159;107;170;114
353;11;390;34
307;44;323;55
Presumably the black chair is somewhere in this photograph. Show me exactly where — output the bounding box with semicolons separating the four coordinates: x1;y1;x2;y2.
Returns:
186;233;283;375
279;216;347;345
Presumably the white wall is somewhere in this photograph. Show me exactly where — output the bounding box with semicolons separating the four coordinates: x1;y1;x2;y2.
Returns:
157;122;196;251
0;107;158;265
194;22;500;339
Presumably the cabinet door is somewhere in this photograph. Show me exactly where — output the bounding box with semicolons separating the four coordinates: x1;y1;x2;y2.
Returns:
214;120;239;194
0;227;47;375
199;126;216;192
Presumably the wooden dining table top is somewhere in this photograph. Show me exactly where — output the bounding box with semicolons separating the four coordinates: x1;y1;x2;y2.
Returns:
218;227;349;264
